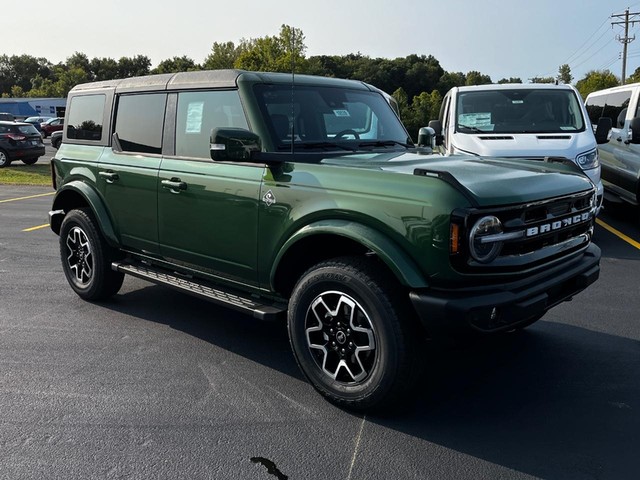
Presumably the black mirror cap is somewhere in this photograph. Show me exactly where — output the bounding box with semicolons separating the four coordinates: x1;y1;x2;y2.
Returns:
210;127;261;162
629;117;640;145
594;117;612;145
417;127;436;149
428;119;444;146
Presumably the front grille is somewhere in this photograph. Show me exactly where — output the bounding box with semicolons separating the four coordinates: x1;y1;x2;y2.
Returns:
453;189;596;274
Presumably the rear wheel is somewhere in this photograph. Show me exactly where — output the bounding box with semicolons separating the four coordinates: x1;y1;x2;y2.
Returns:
21;157;39;165
0;149;11;168
288;256;421;411
60;208;124;301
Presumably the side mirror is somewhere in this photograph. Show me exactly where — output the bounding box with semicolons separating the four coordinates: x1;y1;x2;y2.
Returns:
210;128;261;162
594;117;612;145
417;127;436;149
428;119;443;146
629;117;640;145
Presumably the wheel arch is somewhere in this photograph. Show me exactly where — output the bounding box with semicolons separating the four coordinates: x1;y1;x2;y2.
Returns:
271;220;429;297
51;181;118;247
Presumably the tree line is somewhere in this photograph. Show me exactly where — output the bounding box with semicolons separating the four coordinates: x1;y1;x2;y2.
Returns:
1;25;637;138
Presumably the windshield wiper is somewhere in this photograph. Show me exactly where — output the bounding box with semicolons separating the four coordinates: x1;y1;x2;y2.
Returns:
357;140;412;149
458;124;485;133
294;142;357;152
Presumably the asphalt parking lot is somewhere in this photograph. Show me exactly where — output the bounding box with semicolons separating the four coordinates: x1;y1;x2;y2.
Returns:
1;152;639;479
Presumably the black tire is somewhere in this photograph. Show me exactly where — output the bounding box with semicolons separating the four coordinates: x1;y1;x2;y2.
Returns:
52;137;61;149
288;256;421;411
21;157;39;165
59;208;124;301
0;149;11;168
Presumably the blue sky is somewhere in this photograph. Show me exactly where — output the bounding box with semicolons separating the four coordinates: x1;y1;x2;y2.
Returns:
5;0;640;84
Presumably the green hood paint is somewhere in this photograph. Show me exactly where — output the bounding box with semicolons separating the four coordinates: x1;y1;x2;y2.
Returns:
322;152;594;207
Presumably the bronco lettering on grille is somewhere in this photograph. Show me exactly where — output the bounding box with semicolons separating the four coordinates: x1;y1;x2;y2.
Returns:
525;212;591;237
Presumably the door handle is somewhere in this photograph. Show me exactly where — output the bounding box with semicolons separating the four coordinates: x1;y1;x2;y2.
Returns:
161;178;188;193
98;171;119;183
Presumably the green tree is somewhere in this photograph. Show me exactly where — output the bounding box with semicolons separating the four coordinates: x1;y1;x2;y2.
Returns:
497;77;523;84
529;76;555;83
0;54;52;96
625;66;640;84
575;70;619;99
234;25;307;73
117;55;152;78
153;56;200;74
557;64;573;84
203;41;242;69
466;71;492;86
90;57;120;81
437;71;466;94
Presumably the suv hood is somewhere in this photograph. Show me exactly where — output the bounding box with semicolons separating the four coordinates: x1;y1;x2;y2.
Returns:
323;152;595;207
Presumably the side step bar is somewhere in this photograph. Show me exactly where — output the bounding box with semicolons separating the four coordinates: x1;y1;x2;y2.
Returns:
112;261;287;321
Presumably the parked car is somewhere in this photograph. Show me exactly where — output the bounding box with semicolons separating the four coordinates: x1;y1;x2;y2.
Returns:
0;112;15;122
51;130;63;149
49;70;600;411
429;83;605;213
0;121;46;167
23;116;53;133
40;117;64;137
585;83;640;211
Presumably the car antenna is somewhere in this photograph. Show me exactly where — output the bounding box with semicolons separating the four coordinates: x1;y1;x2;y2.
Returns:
290;27;296;155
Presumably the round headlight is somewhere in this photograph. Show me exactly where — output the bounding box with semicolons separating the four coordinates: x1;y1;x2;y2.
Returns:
469;216;503;263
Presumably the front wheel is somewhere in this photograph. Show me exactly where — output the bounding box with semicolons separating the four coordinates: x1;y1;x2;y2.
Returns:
59;208;124;301
0;149;11;168
288;257;420;411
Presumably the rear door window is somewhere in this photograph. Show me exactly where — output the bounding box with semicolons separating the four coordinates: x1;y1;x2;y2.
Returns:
67;94;106;141
114;94;167;154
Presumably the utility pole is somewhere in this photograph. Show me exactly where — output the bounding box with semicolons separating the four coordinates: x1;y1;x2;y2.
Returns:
612;8;640;83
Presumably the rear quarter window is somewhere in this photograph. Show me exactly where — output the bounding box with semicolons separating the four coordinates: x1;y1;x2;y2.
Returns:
67;94;106;141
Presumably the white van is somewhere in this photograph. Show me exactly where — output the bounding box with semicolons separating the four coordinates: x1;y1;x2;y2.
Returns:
585;83;640;207
429;83;604;210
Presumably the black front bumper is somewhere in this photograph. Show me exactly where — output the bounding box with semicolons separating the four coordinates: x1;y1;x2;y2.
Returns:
410;243;601;334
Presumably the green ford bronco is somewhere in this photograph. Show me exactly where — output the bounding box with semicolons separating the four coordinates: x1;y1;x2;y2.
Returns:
50;70;600;411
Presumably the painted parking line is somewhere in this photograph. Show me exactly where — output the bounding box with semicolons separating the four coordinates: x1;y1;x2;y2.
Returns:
596;218;640;250
0;192;55;204
22;223;50;232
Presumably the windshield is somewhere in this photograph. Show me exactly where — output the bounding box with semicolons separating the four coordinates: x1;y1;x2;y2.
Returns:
456;89;586;134
253;84;410;151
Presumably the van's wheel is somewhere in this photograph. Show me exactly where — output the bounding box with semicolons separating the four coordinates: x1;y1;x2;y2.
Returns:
60;208;124;301
0;149;11;168
288;256;420;411
21;157;39;165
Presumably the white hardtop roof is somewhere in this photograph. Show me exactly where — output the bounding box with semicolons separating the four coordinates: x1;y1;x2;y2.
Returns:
455;83;575;92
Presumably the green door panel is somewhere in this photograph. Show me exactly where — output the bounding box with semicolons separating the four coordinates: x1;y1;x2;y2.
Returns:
158;158;265;285
98;149;161;253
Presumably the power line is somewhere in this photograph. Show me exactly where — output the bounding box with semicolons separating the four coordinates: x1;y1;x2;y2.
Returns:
561;15;611;66
571;38;617;70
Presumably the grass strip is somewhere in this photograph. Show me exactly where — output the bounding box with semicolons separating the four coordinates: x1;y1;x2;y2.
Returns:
0;164;51;186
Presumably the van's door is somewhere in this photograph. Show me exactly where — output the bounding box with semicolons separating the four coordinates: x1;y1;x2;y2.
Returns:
157;90;262;286
595;88;640;202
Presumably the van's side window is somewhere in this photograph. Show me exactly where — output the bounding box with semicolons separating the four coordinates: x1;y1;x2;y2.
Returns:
114;93;167;154
66;94;105;141
603;90;632;128
175;90;248;159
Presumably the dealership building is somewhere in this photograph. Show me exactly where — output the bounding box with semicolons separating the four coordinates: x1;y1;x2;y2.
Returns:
0;98;66;120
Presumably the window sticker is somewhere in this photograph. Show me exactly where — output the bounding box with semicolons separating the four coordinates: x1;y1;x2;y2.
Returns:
333;109;350;117
186;102;204;133
512;100;524;104
458;112;492;127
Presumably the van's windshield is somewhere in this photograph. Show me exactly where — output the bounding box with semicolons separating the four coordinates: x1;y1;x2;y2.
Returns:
456;89;586;134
